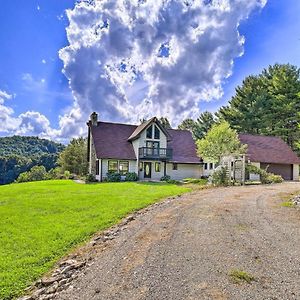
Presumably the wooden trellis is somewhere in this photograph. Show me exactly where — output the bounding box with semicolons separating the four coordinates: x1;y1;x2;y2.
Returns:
220;154;246;185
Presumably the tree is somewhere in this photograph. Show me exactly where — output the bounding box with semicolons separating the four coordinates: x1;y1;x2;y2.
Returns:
177;111;215;140
219;64;300;151
159;117;172;129
178;118;196;132
58;137;88;175
197;121;246;163
194;111;215;139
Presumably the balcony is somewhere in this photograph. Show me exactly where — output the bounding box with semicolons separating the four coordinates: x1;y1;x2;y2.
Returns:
139;147;173;160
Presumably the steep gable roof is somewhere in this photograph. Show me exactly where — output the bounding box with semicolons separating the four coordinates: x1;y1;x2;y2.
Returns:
127;117;170;141
91;122;137;160
90;120;201;163
168;129;201;163
239;133;300;164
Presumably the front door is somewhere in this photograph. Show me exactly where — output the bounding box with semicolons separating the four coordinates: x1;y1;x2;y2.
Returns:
144;162;152;178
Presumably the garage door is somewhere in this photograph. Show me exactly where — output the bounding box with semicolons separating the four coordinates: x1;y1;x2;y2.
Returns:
261;163;293;180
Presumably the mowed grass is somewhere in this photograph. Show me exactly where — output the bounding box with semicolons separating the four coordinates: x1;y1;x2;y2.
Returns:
0;180;189;299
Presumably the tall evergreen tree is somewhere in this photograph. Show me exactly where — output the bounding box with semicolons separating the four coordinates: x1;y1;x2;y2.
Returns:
177;111;215;140
159;117;172;129
219;64;300;151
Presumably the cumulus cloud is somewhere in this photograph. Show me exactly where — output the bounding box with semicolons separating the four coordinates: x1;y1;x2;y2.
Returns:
59;0;267;130
0;89;60;140
0;90;19;133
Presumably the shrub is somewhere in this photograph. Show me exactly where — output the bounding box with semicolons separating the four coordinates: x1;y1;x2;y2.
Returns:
210;166;229;186
266;173;283;183
246;164;283;184
85;173;97;183
16;166;48;183
106;172;121;182
47;167;61;180
125;172;138;181
183;178;208;185
64;170;71;179
160;175;171;182
16;172;30;183
166;179;180;184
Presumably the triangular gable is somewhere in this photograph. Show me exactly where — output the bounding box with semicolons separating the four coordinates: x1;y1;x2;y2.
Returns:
127;117;170;141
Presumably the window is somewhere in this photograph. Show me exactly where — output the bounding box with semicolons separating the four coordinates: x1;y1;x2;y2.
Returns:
155;162;161;172
108;160;118;173
146;125;153;138
139;162;143;171
172;163;178;170
146;141;160;156
119;161;129;175
154;125;160;139
96;159;100;175
204;163;208;170
209;163;213;169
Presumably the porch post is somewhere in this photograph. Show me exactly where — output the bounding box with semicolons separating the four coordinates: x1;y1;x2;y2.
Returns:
164;161;167;176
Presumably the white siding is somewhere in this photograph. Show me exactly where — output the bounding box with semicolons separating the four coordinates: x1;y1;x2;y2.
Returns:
138;123;167;148
203;161;216;177
166;163;201;180
139;161;165;180
293;164;299;181
101;159;137;181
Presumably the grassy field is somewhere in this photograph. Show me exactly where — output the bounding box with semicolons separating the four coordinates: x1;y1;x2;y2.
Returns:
0;180;189;299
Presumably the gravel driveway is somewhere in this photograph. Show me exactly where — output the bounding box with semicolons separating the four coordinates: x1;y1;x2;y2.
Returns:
56;182;300;300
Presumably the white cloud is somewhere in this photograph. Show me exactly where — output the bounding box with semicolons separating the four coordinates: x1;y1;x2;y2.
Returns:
0;90;17;133
58;0;267;131
37;5;40;11
1;1;268;142
42;59;47;64
0;89;61;141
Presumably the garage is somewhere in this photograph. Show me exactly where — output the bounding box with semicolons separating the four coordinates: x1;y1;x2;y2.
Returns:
261;163;293;180
238;134;300;181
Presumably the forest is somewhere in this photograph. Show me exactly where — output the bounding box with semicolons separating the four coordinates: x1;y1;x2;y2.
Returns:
0;136;65;184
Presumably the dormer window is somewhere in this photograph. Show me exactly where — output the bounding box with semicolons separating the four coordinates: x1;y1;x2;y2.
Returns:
146;125;152;138
154;125;160;139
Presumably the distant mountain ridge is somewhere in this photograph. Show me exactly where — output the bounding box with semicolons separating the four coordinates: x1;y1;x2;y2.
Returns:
0;136;64;157
0;136;65;184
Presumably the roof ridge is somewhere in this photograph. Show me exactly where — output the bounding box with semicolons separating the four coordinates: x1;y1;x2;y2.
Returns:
239;133;282;139
98;121;138;127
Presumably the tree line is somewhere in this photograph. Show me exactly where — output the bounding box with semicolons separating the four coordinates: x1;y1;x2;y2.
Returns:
176;63;300;154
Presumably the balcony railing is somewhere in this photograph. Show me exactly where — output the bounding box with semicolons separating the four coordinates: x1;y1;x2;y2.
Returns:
139;147;173;160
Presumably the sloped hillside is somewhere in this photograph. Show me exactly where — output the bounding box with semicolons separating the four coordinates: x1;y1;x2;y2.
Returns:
0;136;65;184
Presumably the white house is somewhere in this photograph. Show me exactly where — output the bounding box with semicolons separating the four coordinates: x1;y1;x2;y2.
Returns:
87;113;203;181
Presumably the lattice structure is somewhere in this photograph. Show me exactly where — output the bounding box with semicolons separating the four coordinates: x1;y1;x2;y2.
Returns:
220;154;246;185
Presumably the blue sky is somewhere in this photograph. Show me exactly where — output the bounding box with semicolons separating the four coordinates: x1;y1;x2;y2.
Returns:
0;0;299;140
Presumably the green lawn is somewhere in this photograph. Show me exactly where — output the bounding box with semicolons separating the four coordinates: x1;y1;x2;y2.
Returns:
0;180;189;299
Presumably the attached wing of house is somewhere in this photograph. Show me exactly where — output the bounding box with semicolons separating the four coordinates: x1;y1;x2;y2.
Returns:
239;134;300;181
203;133;300;181
87;113;202;181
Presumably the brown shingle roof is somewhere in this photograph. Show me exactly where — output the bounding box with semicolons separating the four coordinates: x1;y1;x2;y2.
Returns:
127;117;155;141
91;122;137;160
90;121;201;163
168;129;201;163
239;134;300;164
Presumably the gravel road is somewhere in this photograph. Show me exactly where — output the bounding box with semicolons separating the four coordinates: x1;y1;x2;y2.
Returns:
56;182;300;300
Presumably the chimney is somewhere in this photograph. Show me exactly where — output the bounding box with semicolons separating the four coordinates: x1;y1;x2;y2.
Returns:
90;112;98;126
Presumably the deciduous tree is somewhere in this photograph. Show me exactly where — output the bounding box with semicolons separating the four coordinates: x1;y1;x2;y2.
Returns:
197;121;246;163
